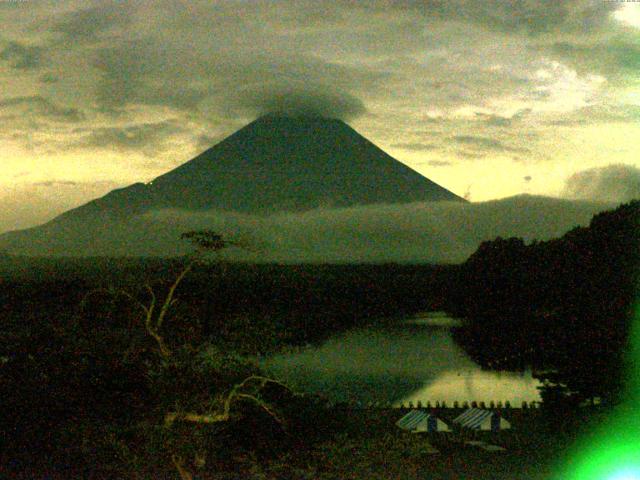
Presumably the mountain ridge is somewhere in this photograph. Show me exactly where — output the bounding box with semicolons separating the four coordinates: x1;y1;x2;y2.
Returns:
0;115;465;256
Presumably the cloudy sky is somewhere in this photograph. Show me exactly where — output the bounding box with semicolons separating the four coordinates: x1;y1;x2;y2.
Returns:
1;0;639;233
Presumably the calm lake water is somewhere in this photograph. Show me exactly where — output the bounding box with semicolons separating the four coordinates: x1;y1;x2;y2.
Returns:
261;311;541;405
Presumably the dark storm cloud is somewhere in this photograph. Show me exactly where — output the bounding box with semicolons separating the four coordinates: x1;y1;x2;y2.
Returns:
551;40;640;76
72;121;184;153
459;0;616;34
230;82;367;120
564;164;640;203
88;35;378;115
159;0;425;59
51;2;133;41
545;114;594;127
391;142;438;151
476;109;532;127
91;40;206;111
547;104;640;126
33;180;78;187
454;135;506;149
92;41;167;109
453;135;529;154
7;0;614;129
355;0;616;34
479;115;514;127
0;41;43;69
205;51;390;119
457;151;487;159
0;95;84;122
428;160;452;167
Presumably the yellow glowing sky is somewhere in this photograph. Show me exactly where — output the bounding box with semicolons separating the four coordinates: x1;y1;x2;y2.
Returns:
0;1;639;232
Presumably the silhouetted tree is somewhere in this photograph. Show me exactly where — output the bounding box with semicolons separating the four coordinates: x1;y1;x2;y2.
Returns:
452;200;639;406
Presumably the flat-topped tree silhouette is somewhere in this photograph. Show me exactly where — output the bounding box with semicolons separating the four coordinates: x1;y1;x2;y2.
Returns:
78;230;233;358
180;230;240;253
142;230;237;357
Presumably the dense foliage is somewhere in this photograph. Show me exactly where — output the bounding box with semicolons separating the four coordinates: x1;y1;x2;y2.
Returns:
0;258;454;477
449;200;639;406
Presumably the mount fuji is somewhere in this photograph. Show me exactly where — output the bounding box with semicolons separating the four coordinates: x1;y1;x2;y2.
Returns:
0;115;465;256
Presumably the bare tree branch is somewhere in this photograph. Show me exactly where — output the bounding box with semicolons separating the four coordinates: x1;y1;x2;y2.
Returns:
171;454;193;480
164;375;292;428
157;262;193;330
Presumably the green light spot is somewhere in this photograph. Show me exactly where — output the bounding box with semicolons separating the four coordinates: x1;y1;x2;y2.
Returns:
559;302;640;480
609;470;640;480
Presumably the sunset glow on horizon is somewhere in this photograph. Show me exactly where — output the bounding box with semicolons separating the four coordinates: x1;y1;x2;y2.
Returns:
1;1;639;233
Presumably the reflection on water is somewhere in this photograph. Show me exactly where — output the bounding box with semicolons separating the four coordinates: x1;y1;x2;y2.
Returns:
404;311;463;328
398;369;541;406
261;311;541;404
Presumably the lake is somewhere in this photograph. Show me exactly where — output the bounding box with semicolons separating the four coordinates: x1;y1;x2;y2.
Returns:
260;311;542;406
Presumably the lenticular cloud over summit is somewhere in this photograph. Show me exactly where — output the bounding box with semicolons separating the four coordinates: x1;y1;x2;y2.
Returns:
230;82;368;121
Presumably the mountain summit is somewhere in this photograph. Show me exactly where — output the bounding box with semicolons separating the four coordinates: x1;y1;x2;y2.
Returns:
143;114;465;212
1;115;464;256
